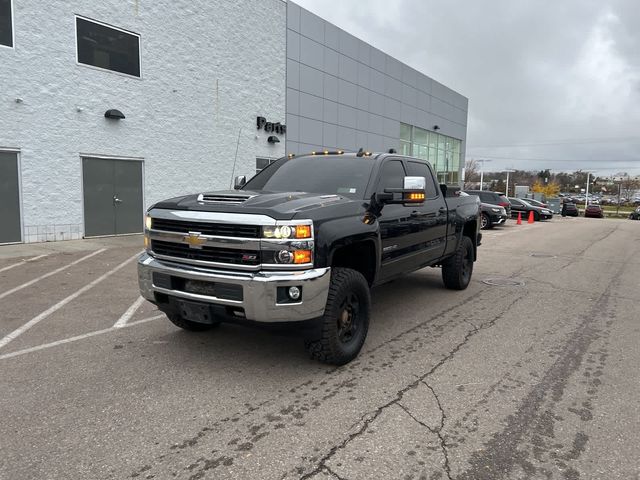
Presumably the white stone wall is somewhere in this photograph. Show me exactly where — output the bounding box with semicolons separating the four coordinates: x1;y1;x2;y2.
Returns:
0;0;286;242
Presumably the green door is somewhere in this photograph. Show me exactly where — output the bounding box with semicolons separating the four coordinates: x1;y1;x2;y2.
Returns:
0;152;22;243
83;157;143;237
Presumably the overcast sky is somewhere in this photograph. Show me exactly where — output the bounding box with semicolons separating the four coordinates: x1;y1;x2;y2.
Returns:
294;0;640;176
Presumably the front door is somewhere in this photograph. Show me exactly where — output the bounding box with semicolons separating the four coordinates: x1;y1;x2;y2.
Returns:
0;151;21;244
377;159;425;282
82;157;143;237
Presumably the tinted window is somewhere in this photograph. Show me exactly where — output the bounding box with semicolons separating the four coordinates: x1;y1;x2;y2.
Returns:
478;192;492;202
406;161;438;198
243;155;374;199
378;160;406;192
0;0;12;47
76;17;140;77
509;198;524;206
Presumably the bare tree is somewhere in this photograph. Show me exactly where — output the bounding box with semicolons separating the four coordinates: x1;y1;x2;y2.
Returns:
464;159;478;189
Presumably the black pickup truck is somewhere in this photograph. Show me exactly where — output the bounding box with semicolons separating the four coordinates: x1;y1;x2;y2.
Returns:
138;152;481;364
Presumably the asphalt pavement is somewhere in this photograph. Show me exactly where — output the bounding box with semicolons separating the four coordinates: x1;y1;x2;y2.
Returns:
1;218;639;480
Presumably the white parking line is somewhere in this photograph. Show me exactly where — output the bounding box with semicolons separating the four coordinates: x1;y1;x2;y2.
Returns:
113;296;146;328
0;254;49;274
0;249;106;300
0;251;142;350
0;314;164;360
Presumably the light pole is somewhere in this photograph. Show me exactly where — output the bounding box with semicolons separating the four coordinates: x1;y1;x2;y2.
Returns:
584;171;595;208
504;169;515;197
478;159;492;191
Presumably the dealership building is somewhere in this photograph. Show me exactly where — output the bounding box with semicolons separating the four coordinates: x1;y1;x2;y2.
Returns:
0;0;468;244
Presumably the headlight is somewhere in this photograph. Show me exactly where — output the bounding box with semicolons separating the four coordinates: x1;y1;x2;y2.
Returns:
263;224;312;239
491;207;501;212
145;214;152;230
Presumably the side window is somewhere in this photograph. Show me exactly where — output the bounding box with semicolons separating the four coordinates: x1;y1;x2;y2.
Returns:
478;192;490;203
378;160;406;192
406;161;438;198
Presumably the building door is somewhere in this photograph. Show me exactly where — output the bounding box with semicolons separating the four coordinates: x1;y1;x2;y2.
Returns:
82;157;143;237
0;151;22;244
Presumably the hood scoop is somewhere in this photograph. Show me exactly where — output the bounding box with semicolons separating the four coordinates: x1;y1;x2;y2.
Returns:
197;193;256;204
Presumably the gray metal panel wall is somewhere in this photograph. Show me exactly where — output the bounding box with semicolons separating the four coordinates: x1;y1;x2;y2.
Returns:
286;2;468;164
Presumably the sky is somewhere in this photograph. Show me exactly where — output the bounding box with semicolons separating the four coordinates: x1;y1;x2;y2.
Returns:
293;0;640;176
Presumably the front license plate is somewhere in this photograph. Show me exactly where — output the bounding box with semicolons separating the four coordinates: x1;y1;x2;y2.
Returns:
184;279;217;296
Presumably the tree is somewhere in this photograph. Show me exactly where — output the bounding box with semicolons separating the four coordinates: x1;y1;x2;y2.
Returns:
464;159;479;189
532;180;561;197
620;175;640;201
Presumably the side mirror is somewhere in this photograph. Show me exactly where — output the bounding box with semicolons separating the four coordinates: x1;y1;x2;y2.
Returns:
233;175;246;190
378;176;426;204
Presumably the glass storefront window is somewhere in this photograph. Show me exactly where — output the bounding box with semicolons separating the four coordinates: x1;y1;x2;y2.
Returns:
398;124;463;184
400;123;412;142
400;140;411;156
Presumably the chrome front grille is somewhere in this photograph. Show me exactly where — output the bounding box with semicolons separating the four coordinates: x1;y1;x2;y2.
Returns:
151;218;260;238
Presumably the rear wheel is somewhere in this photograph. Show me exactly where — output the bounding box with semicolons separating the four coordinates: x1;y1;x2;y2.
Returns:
534;211;540;221
166;312;219;331
442;236;474;290
305;268;370;365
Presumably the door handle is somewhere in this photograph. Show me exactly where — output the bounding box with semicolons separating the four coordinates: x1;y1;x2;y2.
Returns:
438;207;446;214
113;195;123;205
410;211;427;217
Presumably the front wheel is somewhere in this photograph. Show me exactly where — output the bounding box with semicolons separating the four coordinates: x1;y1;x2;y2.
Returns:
442;236;474;290
480;213;492;230
305;268;371;365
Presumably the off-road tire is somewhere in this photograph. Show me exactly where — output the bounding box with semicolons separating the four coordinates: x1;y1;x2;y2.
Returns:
166;312;218;331
480;213;492;230
442;236;474;290
304;268;371;365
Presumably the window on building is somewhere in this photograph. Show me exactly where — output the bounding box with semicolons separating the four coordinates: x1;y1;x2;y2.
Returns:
76;17;140;77
0;0;13;48
256;157;277;174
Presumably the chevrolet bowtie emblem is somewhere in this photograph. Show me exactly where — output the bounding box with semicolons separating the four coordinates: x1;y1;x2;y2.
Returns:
184;231;206;249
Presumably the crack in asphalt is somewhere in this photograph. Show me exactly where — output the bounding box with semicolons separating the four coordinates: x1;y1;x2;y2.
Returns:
324;465;349;480
455;258;625;480
138;287;490;479
298;294;526;479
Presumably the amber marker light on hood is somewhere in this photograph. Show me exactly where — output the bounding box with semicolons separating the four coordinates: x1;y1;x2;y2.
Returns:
295;225;312;239
293;250;312;264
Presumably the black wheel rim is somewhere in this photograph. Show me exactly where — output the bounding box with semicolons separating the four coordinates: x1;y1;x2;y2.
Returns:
337;293;360;344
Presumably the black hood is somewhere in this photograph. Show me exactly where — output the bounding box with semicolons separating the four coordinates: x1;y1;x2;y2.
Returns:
151;189;355;220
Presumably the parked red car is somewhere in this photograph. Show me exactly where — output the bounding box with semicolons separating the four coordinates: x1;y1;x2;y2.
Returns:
584;205;604;218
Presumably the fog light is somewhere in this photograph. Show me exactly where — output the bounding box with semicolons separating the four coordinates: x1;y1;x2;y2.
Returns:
288;286;301;301
277;250;293;263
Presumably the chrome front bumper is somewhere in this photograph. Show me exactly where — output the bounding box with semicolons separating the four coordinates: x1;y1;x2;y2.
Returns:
137;253;331;323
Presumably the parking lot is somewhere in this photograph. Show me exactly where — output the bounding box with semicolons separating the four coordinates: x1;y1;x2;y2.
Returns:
1;217;639;480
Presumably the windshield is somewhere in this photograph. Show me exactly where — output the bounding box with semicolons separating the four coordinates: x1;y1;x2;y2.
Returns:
243;155;375;199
